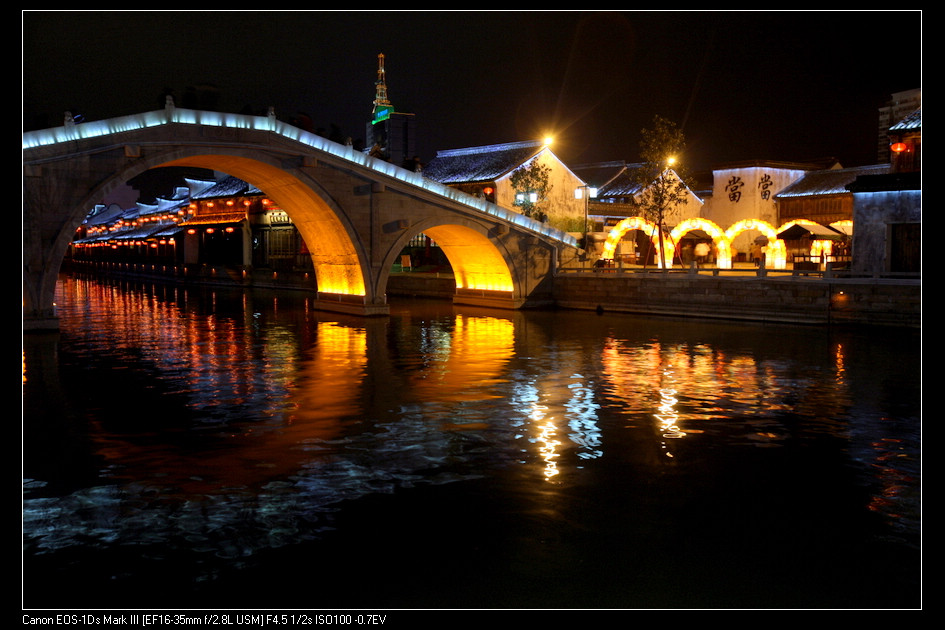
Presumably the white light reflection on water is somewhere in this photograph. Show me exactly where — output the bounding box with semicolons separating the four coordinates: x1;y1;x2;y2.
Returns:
538;422;561;479
655;364;686;458
566;375;603;461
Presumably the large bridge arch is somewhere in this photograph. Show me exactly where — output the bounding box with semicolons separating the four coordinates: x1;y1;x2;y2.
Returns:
159;151;370;299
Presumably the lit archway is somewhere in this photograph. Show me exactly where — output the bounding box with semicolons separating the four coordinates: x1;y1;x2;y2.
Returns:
420;224;515;292
776;219;843;262
602;217;661;263
725;219;785;269
669;218;731;268
830;219;853;235
162;154;367;297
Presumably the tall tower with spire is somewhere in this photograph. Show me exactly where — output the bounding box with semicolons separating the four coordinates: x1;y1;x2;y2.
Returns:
365;53;417;169
372;53;393;123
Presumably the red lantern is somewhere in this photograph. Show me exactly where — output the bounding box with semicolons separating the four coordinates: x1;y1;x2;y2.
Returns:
890;142;907;153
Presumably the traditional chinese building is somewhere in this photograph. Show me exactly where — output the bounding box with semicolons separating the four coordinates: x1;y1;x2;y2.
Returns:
569;160;705;263
887;108;921;174
850;107;921;274
422;139;588;231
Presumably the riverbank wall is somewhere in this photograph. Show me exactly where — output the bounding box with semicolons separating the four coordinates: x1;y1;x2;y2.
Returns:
387;268;921;328
61;261;920;328
552;273;920;327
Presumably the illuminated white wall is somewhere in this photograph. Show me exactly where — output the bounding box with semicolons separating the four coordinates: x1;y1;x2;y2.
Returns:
702;165;808;252
494;147;587;223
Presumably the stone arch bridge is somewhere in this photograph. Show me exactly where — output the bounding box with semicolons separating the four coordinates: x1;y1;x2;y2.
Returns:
23;108;579;330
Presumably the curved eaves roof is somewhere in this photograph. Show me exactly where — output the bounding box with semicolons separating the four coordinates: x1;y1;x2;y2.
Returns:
775;164;890;198
422;141;544;184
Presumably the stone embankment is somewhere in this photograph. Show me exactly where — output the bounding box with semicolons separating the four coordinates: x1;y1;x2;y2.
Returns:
551;273;920;327
64;261;921;328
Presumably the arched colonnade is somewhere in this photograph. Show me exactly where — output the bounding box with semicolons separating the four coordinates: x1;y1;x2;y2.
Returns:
601;217;853;269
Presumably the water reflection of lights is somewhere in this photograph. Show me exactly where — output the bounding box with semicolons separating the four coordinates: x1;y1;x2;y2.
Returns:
656;387;686;438
537;420;561;479
655;367;686;457
567;376;603;461
834;343;846;385
527;403;561;480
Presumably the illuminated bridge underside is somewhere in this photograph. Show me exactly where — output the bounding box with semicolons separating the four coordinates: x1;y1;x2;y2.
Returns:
164;154;367;298
22;108;576;328
426;224;514;294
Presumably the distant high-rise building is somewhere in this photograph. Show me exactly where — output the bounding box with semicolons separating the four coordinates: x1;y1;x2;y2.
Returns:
877;88;920;163
365;53;417;169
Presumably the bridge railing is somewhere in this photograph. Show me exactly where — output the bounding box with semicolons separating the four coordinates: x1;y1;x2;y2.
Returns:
557;260;920;281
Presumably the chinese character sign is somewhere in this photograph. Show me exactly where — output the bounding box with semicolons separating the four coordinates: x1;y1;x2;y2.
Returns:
725;176;744;202
758;173;773;200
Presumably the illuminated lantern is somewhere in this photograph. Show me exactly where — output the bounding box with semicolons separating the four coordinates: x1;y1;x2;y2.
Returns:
890;142;907;153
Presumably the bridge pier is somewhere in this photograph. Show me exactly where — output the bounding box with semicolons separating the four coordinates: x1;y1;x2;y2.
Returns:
452;288;554;310
24;312;60;332
314;292;390;316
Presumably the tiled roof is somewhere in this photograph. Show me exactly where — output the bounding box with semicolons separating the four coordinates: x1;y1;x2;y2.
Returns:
597;167;647;198
422;140;546;184
570;161;628;188
889;108;921;132
83;204;126;227
572;161;689;199
775;164;890;198
138;196;189;217
192;175;263;199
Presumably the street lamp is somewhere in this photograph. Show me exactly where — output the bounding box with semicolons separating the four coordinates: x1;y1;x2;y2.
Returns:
575;184;598;259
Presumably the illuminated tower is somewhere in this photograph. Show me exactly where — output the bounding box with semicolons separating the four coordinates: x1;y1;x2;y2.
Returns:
372;53;393;123
365;53;416;168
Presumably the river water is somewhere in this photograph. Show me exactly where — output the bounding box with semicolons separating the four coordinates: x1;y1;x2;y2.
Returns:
22;274;921;611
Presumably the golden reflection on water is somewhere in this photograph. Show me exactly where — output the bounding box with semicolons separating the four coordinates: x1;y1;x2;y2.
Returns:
529;404;561;480
49;279;362;494
537;421;561;479
405;314;515;405
656;364;686;458
286;321;366;423
600;335;853;451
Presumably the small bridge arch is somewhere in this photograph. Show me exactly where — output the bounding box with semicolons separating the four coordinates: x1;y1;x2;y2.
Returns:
379;218;516;294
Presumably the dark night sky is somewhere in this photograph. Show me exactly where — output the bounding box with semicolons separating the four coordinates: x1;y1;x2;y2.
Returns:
23;10;922;172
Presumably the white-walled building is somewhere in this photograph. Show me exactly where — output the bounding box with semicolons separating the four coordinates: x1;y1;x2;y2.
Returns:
699;160;839;256
422;140;589;231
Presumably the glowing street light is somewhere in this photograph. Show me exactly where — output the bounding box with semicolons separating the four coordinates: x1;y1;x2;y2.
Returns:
575;184;598;258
